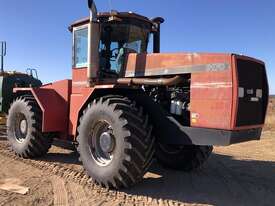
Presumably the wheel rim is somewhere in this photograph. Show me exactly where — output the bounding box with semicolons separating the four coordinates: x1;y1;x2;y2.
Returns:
14;113;28;143
89;121;115;166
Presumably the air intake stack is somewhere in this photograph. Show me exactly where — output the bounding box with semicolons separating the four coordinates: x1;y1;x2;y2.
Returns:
0;41;6;73
87;0;100;84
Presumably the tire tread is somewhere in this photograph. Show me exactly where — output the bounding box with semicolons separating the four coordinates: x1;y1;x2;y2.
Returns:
76;95;155;189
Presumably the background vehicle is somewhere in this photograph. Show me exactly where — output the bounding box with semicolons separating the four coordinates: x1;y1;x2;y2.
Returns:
0;41;41;126
7;0;269;189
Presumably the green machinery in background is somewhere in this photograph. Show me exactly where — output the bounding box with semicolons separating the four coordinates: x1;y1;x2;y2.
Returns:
0;41;42;124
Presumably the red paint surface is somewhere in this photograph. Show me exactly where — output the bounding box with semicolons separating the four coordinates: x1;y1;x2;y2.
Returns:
14;80;72;139
72;67;87;84
190;54;233;129
125;53;231;75
69;87;94;136
13;52;265;141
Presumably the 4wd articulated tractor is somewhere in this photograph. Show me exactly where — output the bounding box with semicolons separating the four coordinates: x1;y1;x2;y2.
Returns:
7;1;269;189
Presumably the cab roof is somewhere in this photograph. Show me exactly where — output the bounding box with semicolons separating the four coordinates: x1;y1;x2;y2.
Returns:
69;11;160;32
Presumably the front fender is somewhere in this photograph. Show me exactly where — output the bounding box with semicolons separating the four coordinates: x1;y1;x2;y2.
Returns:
13;80;71;136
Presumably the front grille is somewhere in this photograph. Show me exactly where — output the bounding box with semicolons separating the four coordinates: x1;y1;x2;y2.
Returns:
236;59;269;127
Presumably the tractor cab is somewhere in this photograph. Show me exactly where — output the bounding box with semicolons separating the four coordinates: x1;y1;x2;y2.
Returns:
98;13;151;77
69;11;164;83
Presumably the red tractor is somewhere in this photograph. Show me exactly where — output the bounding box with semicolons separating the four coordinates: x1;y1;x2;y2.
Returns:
7;1;269;189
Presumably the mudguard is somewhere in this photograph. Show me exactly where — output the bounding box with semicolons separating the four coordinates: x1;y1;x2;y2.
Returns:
13;80;71;139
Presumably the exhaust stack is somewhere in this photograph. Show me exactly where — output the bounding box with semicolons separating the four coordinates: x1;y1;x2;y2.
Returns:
151;17;164;53
87;0;100;85
88;0;98;21
0;41;6;73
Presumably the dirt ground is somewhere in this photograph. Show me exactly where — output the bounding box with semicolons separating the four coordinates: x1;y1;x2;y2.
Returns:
0;99;274;206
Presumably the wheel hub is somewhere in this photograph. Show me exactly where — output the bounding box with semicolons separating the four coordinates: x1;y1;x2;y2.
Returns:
89;121;115;166
20;119;27;134
14;113;28;143
99;132;115;153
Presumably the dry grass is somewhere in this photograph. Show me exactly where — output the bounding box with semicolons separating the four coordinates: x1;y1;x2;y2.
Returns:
265;97;275;131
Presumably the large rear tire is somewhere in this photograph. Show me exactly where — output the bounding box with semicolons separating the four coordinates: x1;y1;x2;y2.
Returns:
155;143;213;171
77;95;155;189
7;95;53;158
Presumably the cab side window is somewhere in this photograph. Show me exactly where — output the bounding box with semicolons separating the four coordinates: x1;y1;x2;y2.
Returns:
73;27;88;68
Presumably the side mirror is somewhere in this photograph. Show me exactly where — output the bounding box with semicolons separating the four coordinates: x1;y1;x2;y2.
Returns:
0;41;6;57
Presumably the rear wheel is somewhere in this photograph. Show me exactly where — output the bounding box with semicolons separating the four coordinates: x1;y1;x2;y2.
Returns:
7;95;53;158
155;143;213;171
77;95;155;189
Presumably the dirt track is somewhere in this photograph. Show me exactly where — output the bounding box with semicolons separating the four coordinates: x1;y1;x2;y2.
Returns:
0;130;274;206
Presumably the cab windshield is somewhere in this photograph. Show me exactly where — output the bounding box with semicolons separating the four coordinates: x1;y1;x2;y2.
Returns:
99;22;150;75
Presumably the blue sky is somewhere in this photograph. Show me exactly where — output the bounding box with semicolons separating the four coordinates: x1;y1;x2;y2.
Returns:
0;0;274;93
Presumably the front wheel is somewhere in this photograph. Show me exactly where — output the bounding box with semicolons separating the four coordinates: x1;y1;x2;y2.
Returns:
77;95;155;189
7;95;53;158
155;143;213;171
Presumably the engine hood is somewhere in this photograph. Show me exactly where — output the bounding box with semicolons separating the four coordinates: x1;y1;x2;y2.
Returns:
123;52;236;78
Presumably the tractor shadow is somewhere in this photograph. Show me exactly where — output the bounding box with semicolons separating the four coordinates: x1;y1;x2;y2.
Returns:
124;153;275;206
39;141;81;166
39;146;275;206
41;151;81;165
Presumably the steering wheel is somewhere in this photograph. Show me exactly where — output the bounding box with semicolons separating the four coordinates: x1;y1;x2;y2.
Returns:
110;48;120;62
